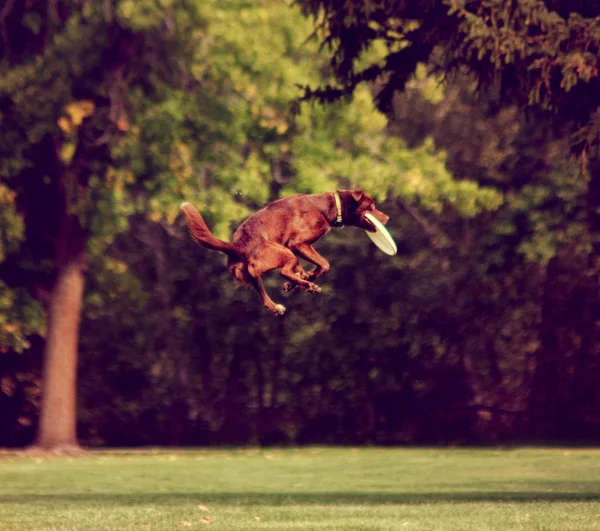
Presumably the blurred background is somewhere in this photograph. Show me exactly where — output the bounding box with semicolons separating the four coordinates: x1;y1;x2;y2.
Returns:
1;0;599;449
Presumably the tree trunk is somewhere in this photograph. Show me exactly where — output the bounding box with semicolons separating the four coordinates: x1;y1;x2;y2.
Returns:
34;253;86;451
32;205;87;452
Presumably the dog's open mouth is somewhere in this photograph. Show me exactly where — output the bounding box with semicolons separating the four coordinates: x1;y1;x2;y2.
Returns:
363;217;378;232
362;210;389;232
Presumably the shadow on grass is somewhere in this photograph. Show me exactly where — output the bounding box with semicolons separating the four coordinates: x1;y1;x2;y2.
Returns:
2;491;600;506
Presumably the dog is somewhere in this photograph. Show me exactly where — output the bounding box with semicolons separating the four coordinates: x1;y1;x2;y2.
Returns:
180;190;390;315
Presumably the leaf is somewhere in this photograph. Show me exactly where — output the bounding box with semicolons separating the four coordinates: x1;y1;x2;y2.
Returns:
117;116;130;132
197;505;209;511
178;521;193;527
64;100;95;127
58;116;72;134
60;142;76;164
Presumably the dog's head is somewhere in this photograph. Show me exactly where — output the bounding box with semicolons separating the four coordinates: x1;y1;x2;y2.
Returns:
339;189;389;232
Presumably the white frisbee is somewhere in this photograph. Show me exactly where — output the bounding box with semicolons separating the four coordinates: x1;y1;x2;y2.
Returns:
364;213;397;256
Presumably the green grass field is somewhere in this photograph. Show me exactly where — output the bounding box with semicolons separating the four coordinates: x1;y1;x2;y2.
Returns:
1;447;599;530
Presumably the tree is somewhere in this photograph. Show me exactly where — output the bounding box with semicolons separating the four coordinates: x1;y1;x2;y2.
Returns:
77;0;503;446
297;0;600;255
297;0;600;441
31;73;598;447
296;0;600;153
1;0;501;450
1;0;283;451
0;0;217;451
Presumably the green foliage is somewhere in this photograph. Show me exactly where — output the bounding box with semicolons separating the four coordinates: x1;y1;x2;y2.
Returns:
291;86;502;214
0;0;503;358
507;165;589;264
0;282;45;353
0;0;503;253
3;0;598;449
297;0;600;155
0;185;44;352
0;184;23;263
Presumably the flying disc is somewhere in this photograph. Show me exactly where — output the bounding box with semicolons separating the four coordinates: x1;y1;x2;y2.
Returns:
364;213;397;256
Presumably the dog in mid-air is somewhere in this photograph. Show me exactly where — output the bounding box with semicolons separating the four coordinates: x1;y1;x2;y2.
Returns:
180;190;390;315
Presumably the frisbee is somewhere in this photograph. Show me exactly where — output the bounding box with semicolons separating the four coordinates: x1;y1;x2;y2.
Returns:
364;213;397;256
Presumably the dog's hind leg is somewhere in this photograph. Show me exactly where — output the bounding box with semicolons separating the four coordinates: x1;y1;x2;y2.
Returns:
246;243;299;314
248;276;286;316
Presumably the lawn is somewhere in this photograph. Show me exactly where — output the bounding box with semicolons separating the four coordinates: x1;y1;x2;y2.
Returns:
1;447;599;530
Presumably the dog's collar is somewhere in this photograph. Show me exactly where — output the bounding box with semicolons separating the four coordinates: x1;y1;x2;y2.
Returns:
332;192;343;227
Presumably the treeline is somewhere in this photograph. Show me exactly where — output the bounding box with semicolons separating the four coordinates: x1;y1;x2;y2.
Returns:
4;118;599;447
1;0;600;448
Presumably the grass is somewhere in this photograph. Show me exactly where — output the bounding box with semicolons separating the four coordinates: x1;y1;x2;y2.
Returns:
1;447;600;530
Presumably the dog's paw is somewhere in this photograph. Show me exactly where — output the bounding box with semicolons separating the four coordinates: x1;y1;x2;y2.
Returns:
273;304;287;316
305;282;321;294
282;281;296;293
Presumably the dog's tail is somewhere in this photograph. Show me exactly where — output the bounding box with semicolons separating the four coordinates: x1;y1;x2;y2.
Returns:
180;202;239;258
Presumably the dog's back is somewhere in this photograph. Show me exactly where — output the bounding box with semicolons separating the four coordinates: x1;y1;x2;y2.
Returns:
231;194;332;252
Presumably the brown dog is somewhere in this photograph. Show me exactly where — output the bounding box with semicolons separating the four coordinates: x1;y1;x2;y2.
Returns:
180;190;390;315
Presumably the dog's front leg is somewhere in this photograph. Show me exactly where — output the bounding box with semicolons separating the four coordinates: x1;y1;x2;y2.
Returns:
282;263;310;293
283;243;330;292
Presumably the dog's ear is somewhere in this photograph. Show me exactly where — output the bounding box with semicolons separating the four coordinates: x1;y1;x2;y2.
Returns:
351;190;364;203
